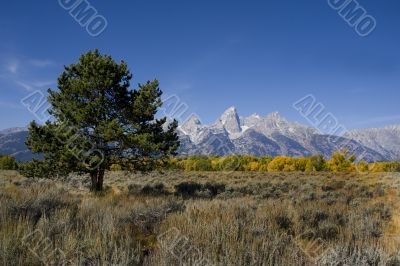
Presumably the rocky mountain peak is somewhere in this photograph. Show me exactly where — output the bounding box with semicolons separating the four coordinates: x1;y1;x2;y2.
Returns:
384;125;400;131
185;115;202;126
250;113;261;119
264;111;289;129
266;111;285;121
218;106;241;134
180;115;203;136
241;113;262;129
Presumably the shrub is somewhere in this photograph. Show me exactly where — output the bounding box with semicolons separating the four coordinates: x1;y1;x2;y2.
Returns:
128;183;143;194
275;215;293;230
110;164;122;171
316;222;339;240
141;183;169;196
123;200;185;234
0;155;18;170
301;210;329;228
322;180;345;191
203;182;225;197
367;202;392;220
7;184;78;224
175;182;203;197
174;182;225;198
333;212;348;227
301;192;316;201
128;183;170;196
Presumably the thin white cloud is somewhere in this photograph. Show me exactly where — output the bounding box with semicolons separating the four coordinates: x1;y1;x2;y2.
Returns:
7;61;18;74
15;80;54;92
16;81;33;91
28;59;54;67
1;57;55;76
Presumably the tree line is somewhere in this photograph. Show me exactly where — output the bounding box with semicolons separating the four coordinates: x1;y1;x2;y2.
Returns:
3;149;399;173
159;150;400;173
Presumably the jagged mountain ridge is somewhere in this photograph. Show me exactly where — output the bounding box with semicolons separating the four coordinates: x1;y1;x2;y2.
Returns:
0;107;398;162
177;107;394;161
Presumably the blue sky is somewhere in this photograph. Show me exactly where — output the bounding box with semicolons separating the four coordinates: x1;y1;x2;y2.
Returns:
0;0;399;131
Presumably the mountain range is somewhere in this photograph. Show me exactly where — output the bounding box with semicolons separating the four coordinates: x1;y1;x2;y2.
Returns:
1;107;400;162
176;107;400;162
0;127;33;161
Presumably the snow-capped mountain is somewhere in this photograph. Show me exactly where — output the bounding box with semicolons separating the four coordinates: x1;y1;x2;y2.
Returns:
217;106;242;137
345;125;400;161
177;107;391;161
0;108;398;162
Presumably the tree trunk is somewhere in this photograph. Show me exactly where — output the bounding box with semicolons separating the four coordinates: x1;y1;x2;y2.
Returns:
90;168;105;192
90;174;97;191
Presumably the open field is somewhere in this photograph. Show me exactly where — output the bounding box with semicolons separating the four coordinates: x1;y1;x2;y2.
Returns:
1;170;400;265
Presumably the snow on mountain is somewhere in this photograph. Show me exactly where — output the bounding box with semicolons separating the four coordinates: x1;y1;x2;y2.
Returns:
0;108;397;162
179;115;203;137
0;127;28;136
177;107;390;161
214;106;242;138
345;125;400;160
217;106;241;133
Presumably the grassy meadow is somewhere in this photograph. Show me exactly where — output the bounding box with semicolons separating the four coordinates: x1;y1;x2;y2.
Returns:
0;170;399;265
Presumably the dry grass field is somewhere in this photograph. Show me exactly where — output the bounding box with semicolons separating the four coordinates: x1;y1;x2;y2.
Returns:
0;170;399;265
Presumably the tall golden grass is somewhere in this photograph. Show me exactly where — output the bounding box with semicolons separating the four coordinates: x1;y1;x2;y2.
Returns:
0;170;399;265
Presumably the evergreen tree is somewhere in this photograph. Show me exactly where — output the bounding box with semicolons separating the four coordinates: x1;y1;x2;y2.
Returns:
25;50;179;191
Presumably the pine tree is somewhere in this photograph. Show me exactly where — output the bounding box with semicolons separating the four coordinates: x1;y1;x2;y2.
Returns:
24;50;179;191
